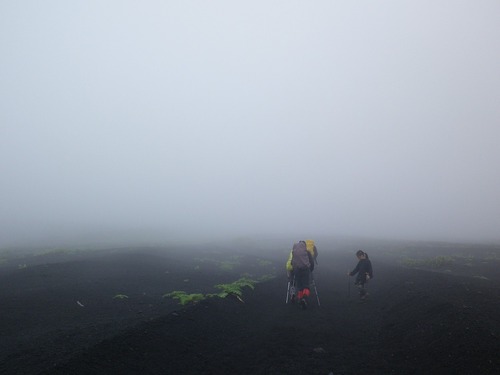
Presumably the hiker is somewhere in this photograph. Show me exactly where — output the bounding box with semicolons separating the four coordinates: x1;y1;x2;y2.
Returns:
348;250;373;300
286;239;317;281
290;240;314;308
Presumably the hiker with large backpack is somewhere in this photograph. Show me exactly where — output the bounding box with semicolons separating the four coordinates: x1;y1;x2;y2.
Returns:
348;250;373;300
287;240;316;309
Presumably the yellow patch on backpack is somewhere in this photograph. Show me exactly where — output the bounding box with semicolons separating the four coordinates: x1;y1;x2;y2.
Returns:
305;239;315;256
306;239;319;263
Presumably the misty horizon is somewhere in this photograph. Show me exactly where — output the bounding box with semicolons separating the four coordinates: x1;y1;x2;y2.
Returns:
2;2;500;248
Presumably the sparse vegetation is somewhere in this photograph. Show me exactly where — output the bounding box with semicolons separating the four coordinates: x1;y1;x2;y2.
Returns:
193;255;243;271
213;277;257;298
113;294;129;299
163;291;205;305
164;277;259;305
402;256;454;269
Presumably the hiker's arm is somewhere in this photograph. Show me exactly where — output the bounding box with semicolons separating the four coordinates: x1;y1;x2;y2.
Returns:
349;263;360;276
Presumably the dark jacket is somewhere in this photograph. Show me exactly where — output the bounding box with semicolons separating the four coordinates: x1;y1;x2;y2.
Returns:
350;258;373;284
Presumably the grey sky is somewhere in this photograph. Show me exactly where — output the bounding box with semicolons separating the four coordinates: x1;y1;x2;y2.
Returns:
1;1;499;246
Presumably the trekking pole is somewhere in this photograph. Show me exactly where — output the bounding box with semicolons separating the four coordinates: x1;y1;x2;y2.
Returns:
311;272;321;307
286;280;290;303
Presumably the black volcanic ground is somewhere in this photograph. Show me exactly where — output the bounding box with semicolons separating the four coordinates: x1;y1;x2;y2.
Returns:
1;239;499;374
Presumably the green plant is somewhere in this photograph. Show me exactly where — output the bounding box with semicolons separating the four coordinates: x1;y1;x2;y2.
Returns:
164;291;205;305
214;277;257;298
165;277;260;305
113;294;129;299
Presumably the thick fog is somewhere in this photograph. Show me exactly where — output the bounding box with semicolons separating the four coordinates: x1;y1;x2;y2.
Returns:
1;1;499;247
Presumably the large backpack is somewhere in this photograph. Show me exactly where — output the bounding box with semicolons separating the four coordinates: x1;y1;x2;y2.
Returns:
291;241;310;270
305;239;318;264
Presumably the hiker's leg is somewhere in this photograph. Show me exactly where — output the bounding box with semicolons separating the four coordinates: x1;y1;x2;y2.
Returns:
302;269;311;297
302;287;310;298
358;284;366;297
359;284;369;300
295;269;302;291
294;268;309;309
296;269;308;297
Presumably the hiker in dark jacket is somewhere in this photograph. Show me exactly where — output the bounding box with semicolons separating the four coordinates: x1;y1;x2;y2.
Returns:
348;250;373;300
291;240;314;308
